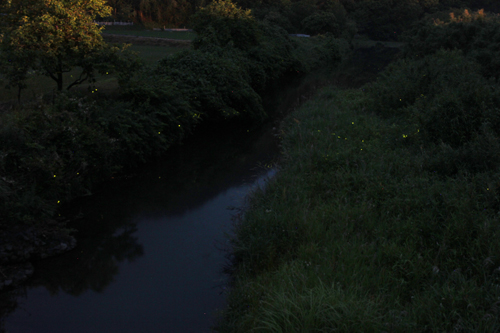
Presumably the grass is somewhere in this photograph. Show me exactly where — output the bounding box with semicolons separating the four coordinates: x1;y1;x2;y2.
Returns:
0;42;189;105
213;86;500;332
127;44;190;64
102;25;196;40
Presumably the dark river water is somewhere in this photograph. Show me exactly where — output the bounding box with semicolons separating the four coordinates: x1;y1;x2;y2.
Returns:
0;118;281;332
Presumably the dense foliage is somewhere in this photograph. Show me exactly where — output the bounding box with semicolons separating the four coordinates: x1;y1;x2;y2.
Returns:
234;0;500;40
368;9;500;176
0;0;348;229
128;0;348;123
215;7;500;332
402;9;500;79
101;0;500;40
0;0;140;94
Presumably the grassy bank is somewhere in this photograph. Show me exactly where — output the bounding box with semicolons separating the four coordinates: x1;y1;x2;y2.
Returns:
214;85;500;331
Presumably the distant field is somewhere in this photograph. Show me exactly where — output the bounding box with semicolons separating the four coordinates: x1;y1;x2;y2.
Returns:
102;25;196;40
352;39;404;48
128;44;189;64
0;42;188;104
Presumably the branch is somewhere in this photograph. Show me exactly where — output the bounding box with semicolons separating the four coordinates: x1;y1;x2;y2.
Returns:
66;70;89;90
45;68;58;82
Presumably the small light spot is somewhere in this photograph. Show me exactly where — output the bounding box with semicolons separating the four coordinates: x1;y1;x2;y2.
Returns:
352;122;354;125
57;201;60;204
54;175;56;178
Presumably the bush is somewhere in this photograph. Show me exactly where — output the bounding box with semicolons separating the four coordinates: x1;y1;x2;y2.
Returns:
262;10;294;32
153;48;266;122
0;94;116;226
190;0;259;51
293;34;351;73
369;49;500;149
0;86;198;228
352;0;424;41
245;21;301;88
301;12;341;36
402;9;500;79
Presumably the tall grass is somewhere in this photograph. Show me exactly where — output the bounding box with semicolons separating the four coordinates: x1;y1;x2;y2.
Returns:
214;87;500;332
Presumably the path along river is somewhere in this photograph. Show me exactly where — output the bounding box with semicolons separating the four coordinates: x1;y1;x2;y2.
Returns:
0;76;314;332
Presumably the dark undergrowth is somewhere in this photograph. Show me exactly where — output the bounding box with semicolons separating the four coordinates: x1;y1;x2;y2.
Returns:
213;10;500;332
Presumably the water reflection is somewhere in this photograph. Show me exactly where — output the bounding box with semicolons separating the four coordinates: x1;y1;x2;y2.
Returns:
0;120;280;333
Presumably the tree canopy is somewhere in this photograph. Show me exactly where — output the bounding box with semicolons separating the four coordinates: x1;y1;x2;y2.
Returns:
0;0;128;92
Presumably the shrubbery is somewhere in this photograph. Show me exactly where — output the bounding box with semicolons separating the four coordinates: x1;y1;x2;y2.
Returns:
402;9;500;78
130;0;347;122
368;13;500;176
1;0;350;229
0;90;197;228
302;12;341;36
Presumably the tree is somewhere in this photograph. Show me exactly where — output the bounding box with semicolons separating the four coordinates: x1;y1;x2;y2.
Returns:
0;0;119;92
190;0;260;51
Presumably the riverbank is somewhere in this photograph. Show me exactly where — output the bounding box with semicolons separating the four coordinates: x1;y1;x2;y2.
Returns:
0;222;76;291
214;85;500;330
0;40;398;293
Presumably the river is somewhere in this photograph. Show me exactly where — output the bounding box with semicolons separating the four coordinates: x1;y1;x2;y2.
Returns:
0;69;323;333
0;116;280;332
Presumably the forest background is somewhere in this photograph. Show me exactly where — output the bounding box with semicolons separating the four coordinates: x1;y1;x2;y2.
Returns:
106;0;500;40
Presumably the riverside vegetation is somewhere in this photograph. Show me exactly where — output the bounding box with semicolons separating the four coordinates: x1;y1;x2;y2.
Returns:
2;1;500;331
0;0;349;287
214;9;500;332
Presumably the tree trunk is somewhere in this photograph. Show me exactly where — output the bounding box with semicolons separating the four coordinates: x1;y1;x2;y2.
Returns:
57;58;63;91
